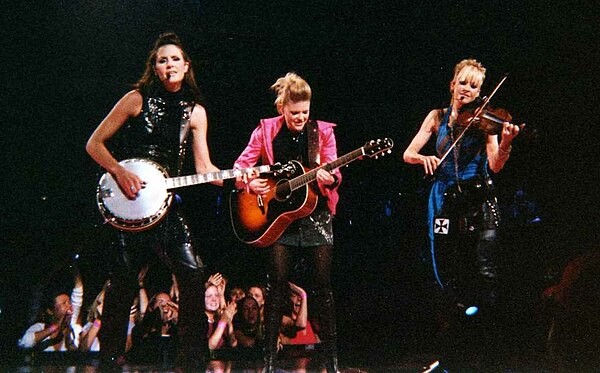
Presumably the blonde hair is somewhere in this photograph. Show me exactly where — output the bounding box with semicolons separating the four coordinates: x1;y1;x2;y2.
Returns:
271;72;312;112
87;289;106;323
451;59;486;91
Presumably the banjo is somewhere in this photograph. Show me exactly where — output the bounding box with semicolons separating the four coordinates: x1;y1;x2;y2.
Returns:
97;158;272;232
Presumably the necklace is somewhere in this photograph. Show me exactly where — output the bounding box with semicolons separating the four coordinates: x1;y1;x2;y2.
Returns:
448;113;463;192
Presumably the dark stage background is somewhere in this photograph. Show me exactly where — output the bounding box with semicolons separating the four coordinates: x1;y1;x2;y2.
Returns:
2;0;598;365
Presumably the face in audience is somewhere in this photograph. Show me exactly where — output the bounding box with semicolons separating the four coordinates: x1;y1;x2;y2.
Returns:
52;294;73;320
229;287;245;303
154;293;174;323
290;291;303;316
154;293;171;308
241;297;260;325
205;285;220;312
248;286;265;308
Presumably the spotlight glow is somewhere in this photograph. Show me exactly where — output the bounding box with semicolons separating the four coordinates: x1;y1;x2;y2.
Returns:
465;306;479;316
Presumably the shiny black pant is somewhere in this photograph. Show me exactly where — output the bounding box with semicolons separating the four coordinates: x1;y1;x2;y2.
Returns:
99;208;207;364
263;243;338;372
434;180;501;305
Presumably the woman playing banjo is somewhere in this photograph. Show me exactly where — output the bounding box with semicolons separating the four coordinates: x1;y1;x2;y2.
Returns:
86;32;218;368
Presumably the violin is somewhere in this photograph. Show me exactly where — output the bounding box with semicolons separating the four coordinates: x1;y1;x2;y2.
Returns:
426;74;533;181
456;99;513;136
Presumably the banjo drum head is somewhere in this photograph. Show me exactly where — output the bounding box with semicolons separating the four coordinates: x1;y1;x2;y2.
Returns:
98;159;170;224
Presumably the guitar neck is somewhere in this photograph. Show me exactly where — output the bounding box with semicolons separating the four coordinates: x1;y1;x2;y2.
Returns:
166;165;270;189
289;147;366;191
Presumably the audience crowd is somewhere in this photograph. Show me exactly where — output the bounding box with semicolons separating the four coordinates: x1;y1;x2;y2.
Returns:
18;265;322;366
20;247;600;370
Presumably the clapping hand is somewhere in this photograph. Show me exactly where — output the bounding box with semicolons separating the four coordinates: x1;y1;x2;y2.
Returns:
207;272;223;288
289;282;306;299
170;273;180;302
221;301;237;323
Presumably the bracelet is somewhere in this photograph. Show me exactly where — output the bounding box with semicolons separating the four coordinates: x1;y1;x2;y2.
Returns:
498;145;512;155
49;324;59;333
301;293;307;300
325;174;339;189
93;319;102;328
217;321;228;329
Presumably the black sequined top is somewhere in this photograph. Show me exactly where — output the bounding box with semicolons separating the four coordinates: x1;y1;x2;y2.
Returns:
117;86;195;176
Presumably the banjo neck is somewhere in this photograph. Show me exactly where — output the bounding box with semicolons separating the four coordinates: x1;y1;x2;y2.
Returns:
165;165;272;190
96;159;275;232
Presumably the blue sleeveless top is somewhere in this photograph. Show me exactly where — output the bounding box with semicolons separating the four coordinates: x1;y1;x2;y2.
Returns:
427;106;490;286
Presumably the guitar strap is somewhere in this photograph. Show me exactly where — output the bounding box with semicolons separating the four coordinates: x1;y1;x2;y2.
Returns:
306;119;320;168
177;103;195;176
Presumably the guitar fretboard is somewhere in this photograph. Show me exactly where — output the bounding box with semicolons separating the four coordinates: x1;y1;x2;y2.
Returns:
289;147;365;191
166;165;271;189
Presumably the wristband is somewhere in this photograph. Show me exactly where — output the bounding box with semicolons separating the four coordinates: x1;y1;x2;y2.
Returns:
498;146;511;162
93;319;102;328
217;321;228;329
301;293;307;299
498;145;512;155
325;174;339;189
49;324;59;333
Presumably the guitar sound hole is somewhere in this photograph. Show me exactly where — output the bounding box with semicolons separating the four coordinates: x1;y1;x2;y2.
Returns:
274;180;292;201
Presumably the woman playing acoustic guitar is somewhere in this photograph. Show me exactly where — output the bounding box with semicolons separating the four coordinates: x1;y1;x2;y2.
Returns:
233;72;341;373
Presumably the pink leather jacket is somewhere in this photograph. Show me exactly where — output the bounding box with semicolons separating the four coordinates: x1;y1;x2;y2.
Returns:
234;115;342;215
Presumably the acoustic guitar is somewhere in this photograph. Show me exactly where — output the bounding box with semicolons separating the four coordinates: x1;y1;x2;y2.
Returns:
229;138;394;247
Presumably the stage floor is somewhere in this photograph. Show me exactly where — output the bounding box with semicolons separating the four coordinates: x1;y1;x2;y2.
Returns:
1;348;575;373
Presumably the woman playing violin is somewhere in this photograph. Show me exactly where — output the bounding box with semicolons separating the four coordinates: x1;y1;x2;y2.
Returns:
403;59;521;305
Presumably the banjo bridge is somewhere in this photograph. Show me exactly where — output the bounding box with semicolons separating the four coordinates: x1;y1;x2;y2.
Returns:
98;188;114;199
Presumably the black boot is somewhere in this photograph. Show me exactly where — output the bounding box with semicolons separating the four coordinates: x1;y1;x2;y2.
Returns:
175;270;208;371
263;282;286;373
325;355;339;373
313;289;339;373
98;271;137;368
263;354;276;373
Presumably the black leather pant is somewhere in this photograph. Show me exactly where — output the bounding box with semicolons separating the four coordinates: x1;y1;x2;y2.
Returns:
263;243;338;372
99;207;207;364
434;179;501;305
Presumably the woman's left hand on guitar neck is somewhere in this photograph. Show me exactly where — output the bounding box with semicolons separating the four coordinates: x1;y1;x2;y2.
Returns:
316;169;336;187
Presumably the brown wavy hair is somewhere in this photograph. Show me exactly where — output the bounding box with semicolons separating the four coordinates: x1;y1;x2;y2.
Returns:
134;32;201;102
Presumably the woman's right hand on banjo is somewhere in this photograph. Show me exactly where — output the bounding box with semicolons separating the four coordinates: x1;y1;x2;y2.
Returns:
114;166;145;199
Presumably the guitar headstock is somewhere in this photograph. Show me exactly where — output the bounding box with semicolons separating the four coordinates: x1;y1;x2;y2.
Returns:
363;138;394;159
